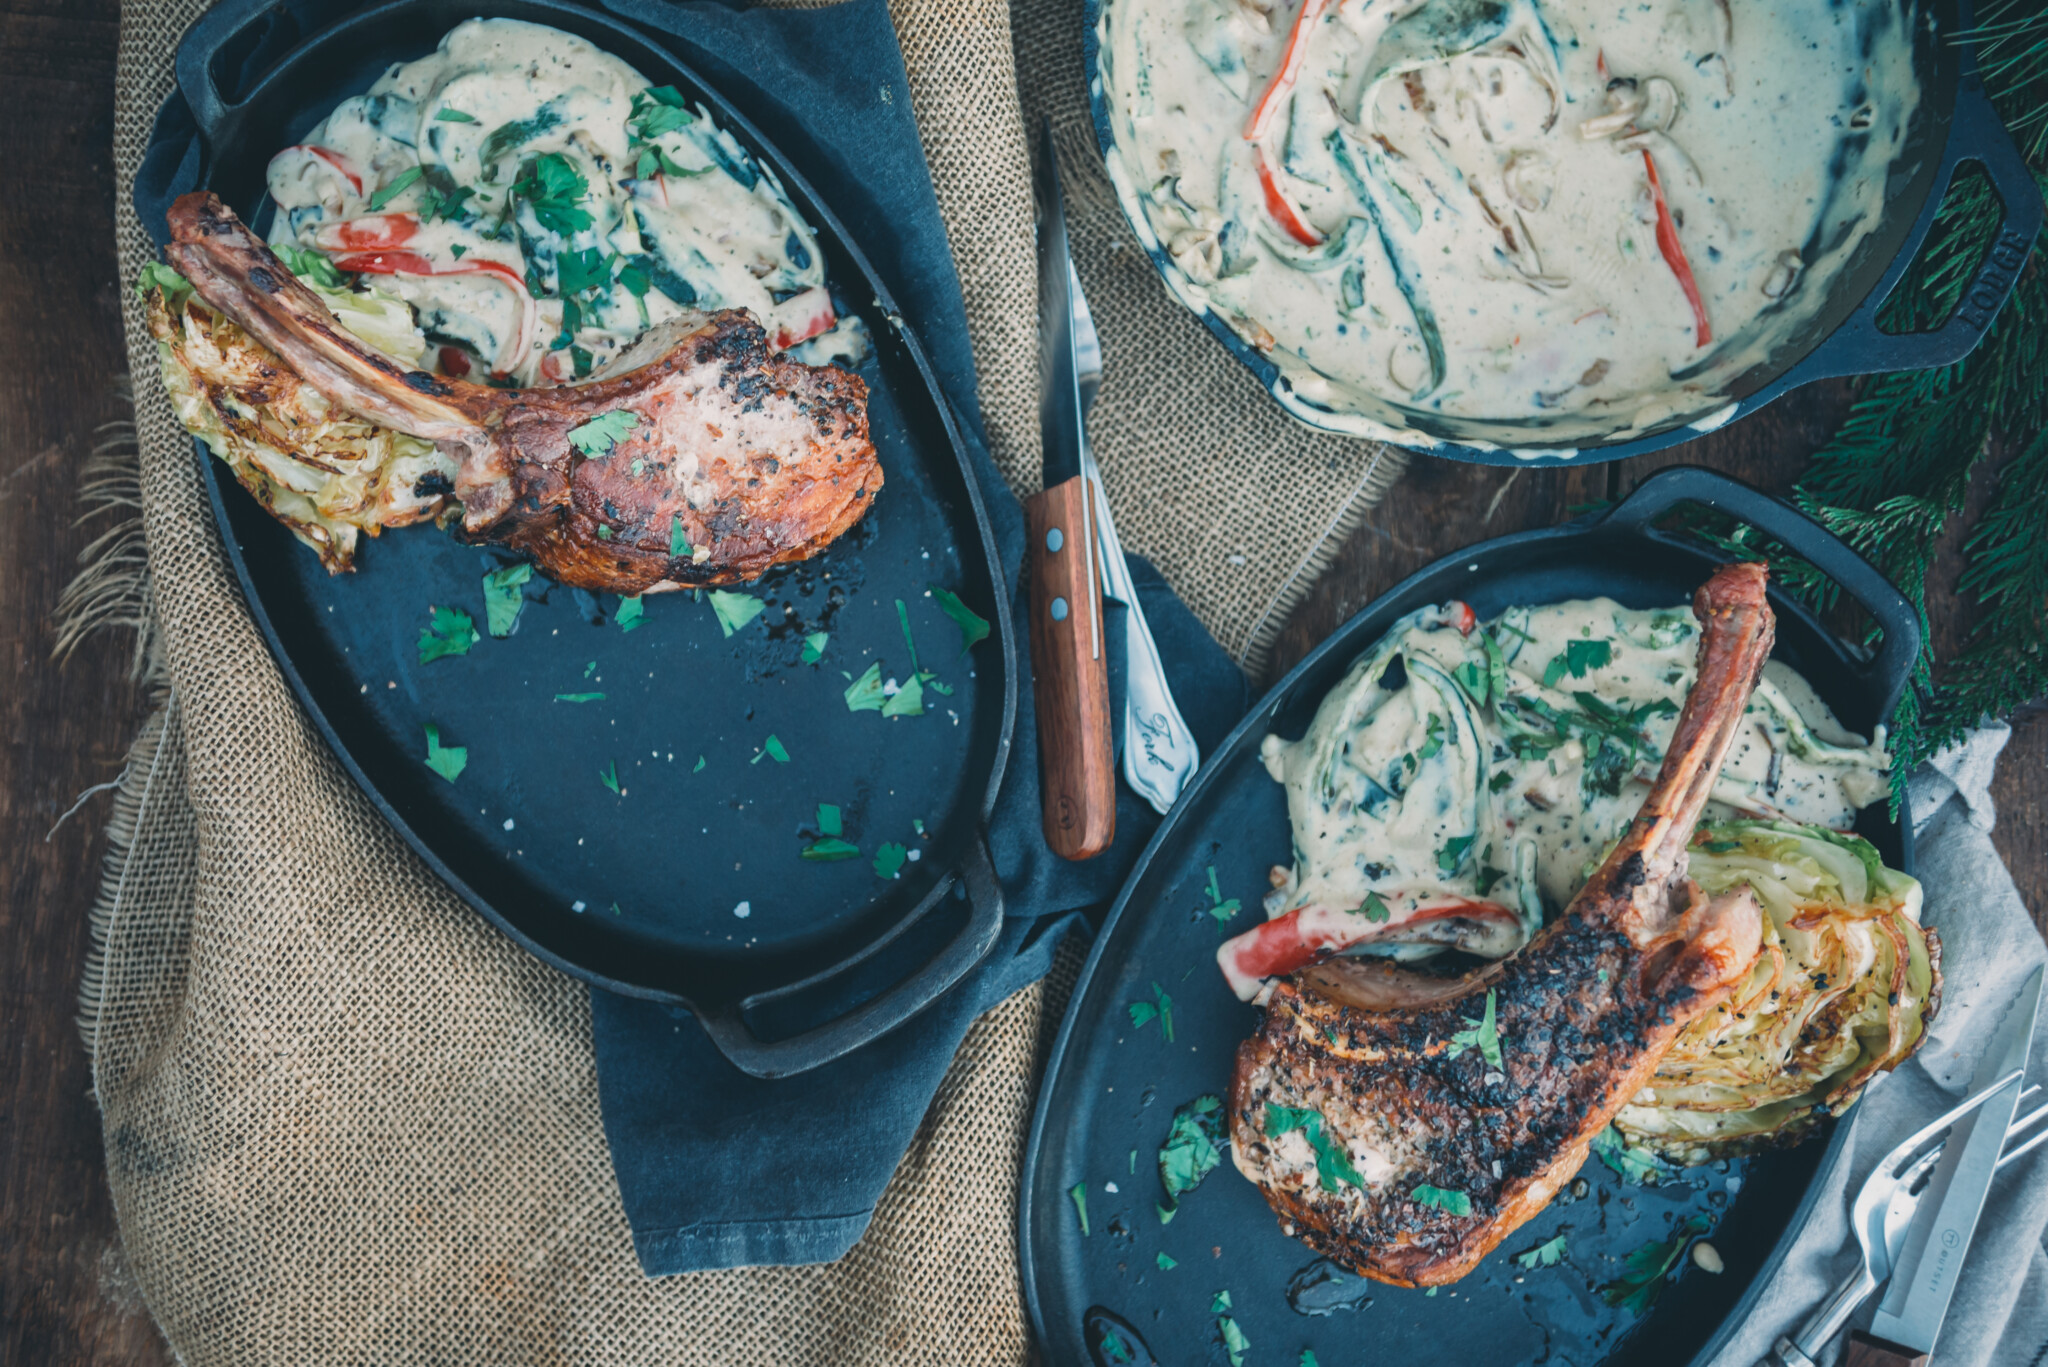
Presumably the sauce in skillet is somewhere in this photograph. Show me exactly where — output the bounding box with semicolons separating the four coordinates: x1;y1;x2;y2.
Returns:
266;18;867;386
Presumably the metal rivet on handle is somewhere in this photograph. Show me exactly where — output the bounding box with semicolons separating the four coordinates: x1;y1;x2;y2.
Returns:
1046;527;1064;553
1051;597;1069;622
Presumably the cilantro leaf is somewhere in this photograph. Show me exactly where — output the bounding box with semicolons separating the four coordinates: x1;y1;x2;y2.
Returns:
1409;1183;1473;1217
1204;866;1241;930
709;590;765;637
434;107;477;123
1128;1000;1158;1029
1069;1182;1090;1236
873;842;908;879
930;585;990;653
614;595;645;633
1156;1252;1177;1271
1158;1095;1225;1206
481;562;533;638
844;662;887;711
801;837;860;862
669;515;693;559
553;693;604;703
750;734;789;765
1437;833;1474;874
817;803;842;836
801;631;829;664
1543;637;1614;689
1127;982;1175;1042
1444;988;1504;1069
1416;712;1445;760
894;599;923;676
478;106;563;171
1301;1353;1321;1367
1591;1126;1667;1186
135;261;193;309
1212;1292;1249;1367
1264;1105;1366;1193
881;673;925;717
275;243;345;289
567;410;639;458
556;245;612;296
1513;1232;1569;1270
422;723;467;782
366;165;423;212
416;605;478;663
1360;890;1392;923
1099;1330;1133;1364
1600;1216;1710;1316
510;150;591;236
1489;769;1516;793
599;761;621;794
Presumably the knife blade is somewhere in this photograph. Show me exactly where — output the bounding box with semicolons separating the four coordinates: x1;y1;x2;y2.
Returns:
1025;118;1115;860
1853;963;2043;1364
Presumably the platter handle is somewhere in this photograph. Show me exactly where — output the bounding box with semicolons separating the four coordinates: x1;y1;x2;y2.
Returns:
695;833;1006;1079
175;0;360;149
1798;79;2043;382
1599;466;1923;720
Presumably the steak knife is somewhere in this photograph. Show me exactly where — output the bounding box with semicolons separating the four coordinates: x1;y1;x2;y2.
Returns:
1027;120;1116;860
1850;962;2043;1366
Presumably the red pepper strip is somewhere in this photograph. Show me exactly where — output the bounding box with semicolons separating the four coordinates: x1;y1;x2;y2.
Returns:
314;213;419;252
437;345;472;377
274;144;365;196
1446;600;1477;636
1255;147;1325;247
1243;0;1330;143
1216;897;1523;998
1642;150;1711;347
330;251;536;374
764;286;837;351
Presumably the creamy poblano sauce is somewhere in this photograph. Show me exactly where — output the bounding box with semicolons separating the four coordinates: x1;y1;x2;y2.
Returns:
1258;597;1890;959
266;18;866;386
1101;0;1917;446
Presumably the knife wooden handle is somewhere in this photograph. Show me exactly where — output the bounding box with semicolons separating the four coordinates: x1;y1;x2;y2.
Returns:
1842;1332;1928;1367
1024;474;1115;860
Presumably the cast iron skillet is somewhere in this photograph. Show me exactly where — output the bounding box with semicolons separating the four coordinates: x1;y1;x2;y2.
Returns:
1020;467;1920;1365
162;0;1015;1078
1086;0;2043;464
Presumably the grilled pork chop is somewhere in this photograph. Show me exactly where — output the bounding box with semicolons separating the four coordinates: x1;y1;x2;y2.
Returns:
1228;562;1773;1287
163;192;880;592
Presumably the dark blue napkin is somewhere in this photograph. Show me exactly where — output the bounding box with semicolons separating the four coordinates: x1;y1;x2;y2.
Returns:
136;0;1250;1277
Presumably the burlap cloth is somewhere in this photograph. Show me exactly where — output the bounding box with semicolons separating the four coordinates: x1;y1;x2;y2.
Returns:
86;0;1404;1360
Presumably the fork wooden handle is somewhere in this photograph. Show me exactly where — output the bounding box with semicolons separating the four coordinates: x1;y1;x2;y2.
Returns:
1024;475;1115;860
1843;1332;1928;1367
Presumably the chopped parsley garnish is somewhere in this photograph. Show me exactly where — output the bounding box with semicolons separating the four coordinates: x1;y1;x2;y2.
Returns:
873;842;908;879
1444;988;1504;1069
692;755;706;772
635;144;704;181
1212;1291;1249;1367
1416;712;1445;760
556;245;612;296
881;673;925;717
595;525;613;542
510;150;592;236
422;724;466;782
1155;1252;1177;1271
1127;981;1175;1042
135;261;193;308
1437;833;1474;874
1203;866;1241;930
567;410;639;458
416;605;478;663
669;515;693;559
554;693;604;703
481;562;533;638
1513;1233;1570;1270
802;838;861;862
801;632;829;664
478;106;563;171
412;166;473;224
844;662;887;712
1488;769;1516;793
1360;890;1392;923
1301;1353;1321;1367
1590;1126;1666;1186
1543;637;1614;689
276;243;345;288
1158;1094;1225;1212
751;734;789;765
434;106;477;123
1409;1184;1473;1217
895;599;923;675
817;803;843;836
1099;1330;1133;1364
628;85;695;141
1069;1182;1090;1236
614;595;645;633
600;760;620;794
1600;1216;1710;1316
708;590;765;637
366;165;423;212
930;585;991;653
1264;1106;1365;1193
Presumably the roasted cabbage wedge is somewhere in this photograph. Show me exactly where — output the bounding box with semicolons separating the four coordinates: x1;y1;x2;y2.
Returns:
142;263;456;572
1616;819;1940;1162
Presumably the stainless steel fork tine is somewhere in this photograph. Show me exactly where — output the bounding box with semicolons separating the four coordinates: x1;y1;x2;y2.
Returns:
2000;1098;2048;1170
1878;1067;2026;1179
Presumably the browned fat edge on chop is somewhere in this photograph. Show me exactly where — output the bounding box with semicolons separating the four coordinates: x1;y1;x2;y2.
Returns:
164;192;881;592
1229;562;1773;1287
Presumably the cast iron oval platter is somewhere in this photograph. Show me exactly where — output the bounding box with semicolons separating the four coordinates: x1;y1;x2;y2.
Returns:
159;0;1015;1077
1022;467;1922;1366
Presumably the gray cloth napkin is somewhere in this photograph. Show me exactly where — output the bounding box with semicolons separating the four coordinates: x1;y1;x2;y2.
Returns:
1710;722;2048;1367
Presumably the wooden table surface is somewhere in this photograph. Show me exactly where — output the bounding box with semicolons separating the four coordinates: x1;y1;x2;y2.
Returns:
1;3;2042;1361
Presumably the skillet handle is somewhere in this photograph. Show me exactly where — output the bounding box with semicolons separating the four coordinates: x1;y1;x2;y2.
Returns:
1600;467;1922;718
1800;81;2044;381
694;833;1006;1079
175;0;359;150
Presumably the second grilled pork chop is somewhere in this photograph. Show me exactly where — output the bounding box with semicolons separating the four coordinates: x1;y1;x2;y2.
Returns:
1228;562;1772;1286
163;192;880;593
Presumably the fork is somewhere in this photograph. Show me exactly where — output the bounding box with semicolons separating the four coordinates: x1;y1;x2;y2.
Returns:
1761;1081;2045;1367
1065;258;1200;815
